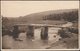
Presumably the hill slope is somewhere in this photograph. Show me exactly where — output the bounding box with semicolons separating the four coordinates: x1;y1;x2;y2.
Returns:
20;9;77;22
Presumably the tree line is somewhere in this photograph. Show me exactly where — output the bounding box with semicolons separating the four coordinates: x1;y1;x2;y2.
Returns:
43;10;78;22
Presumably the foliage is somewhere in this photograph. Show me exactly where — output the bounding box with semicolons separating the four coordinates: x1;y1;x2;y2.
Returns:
43;10;78;22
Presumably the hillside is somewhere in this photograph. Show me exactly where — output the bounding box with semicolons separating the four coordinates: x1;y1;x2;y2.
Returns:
2;9;78;29
19;9;78;22
6;9;77;22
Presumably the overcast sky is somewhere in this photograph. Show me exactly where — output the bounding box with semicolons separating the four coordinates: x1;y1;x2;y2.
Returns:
1;1;79;17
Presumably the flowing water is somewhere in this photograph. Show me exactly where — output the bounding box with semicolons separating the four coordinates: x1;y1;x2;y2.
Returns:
3;27;62;49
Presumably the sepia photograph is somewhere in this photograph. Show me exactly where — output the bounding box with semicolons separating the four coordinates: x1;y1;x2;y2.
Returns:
1;0;79;1
1;1;79;49
0;16;1;49
2;50;80;51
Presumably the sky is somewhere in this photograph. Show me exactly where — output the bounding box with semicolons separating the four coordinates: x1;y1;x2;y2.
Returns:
1;1;79;17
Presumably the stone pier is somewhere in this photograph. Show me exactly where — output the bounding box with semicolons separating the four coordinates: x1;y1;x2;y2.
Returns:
12;25;20;39
41;26;48;40
26;25;34;39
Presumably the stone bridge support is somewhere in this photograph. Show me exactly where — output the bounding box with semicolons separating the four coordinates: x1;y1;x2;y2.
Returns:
12;25;20;39
26;25;34;39
41;26;48;40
